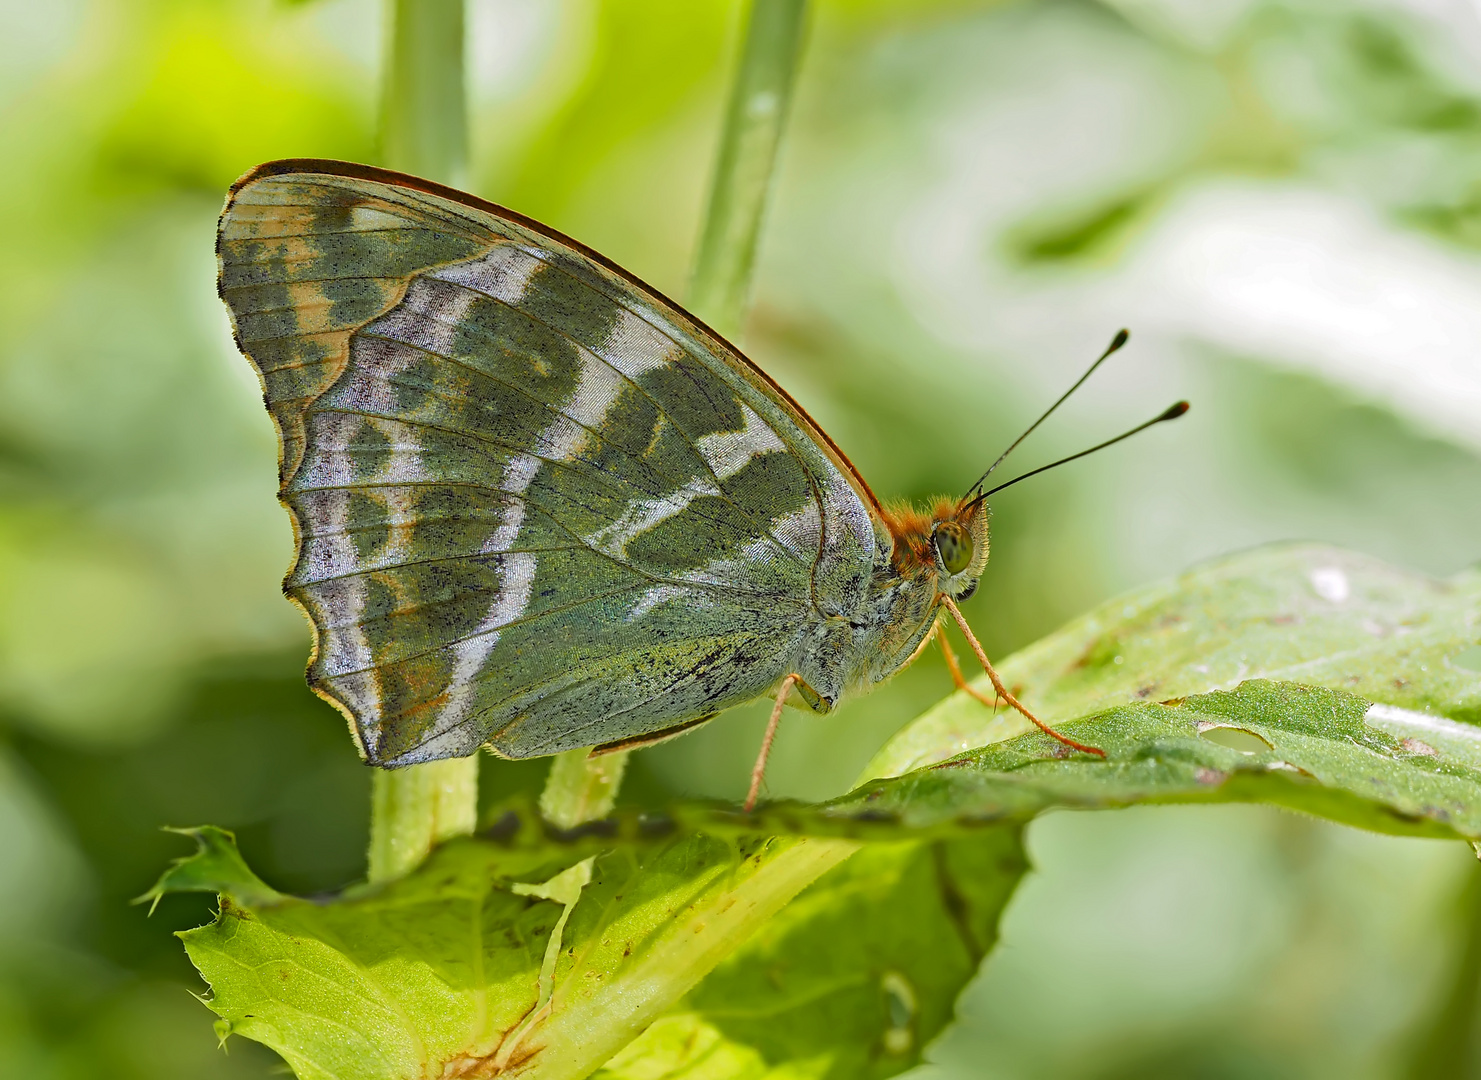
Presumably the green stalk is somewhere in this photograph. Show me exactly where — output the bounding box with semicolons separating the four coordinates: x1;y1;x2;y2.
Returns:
536;0;813;827
1402;861;1481;1078
380;0;468;187
368;0;476;883
524;837;860;1079
540;748;629;830
688;0;810;339
367;761;478;883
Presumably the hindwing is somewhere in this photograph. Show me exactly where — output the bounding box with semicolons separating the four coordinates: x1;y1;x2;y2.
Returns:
218;160;879;765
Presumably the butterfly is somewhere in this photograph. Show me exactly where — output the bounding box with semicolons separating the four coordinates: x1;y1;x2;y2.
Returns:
218;159;1185;808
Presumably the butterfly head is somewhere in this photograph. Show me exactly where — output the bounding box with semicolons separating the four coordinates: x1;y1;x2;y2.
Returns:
932;497;989;600
882;496;989;601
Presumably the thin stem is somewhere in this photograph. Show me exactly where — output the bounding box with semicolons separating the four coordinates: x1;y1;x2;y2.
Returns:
688;0;811;339
539;750;629;830
521;837;859;1079
1402;860;1481;1079
536;0;813;828
368;761;479;883
380;0;468;186
368;0;476;883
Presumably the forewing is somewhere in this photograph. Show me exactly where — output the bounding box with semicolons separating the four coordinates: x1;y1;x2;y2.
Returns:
217;161;877;764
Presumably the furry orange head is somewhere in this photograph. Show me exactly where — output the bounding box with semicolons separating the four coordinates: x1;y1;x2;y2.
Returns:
880;495;989;600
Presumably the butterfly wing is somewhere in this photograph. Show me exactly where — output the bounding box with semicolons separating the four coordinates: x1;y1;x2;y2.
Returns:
218;160;878;765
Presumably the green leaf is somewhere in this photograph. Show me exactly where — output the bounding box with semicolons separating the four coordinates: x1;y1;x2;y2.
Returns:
832;681;1481;840
138;826;283;911
596;830;1026;1080
867;544;1481;779
153;806;857;1080
155;678;1481;1079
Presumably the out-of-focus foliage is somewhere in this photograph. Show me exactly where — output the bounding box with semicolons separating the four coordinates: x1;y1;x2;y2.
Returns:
1;0;1479;1077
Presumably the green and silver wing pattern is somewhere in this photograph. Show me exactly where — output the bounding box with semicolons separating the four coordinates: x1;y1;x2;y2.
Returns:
217;160;878;766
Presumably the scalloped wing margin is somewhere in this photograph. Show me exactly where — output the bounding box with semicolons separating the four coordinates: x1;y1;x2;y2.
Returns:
217;162;877;764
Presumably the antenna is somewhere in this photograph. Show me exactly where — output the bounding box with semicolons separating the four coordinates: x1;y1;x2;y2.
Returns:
962;328;1130;500
964;401;1189;506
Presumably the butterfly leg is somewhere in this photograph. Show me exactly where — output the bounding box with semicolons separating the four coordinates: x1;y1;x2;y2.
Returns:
745;673;800;812
939;595;1105;758
938;627;1001;714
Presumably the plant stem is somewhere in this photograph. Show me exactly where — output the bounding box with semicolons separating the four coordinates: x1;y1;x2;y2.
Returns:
524;837;860;1079
1402;860;1481;1079
535;0;813;827
540;749;629;830
380;0;468;187
689;0;810;339
368;0;476;883
367;762;479;883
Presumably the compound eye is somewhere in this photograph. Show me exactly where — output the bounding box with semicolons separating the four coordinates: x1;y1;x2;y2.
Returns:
933;522;974;576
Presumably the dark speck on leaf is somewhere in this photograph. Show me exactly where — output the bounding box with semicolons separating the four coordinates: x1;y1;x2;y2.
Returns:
638;814;676;839
481;811;522;843
547;818;618;843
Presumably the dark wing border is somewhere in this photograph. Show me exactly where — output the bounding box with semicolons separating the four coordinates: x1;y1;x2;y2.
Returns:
220;158;885;519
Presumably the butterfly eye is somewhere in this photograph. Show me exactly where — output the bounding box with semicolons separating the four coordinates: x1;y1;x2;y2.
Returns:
933;522;974;576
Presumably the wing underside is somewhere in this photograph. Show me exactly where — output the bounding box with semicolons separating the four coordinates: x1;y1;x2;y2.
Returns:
218;162;876;764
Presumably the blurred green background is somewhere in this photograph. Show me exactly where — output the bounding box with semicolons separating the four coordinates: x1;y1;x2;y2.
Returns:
2;0;1480;1076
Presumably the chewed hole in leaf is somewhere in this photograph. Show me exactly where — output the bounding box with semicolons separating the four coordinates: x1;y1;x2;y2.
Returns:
1196;724;1275;754
881;971;916;1055
1265;761;1316;778
1450;644;1481;673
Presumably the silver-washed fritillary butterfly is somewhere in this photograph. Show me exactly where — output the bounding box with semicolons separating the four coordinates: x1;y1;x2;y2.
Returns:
217;160;1186;807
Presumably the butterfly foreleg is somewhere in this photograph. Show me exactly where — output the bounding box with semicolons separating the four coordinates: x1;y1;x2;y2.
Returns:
937;628;1001;714
938;595;1105;758
744;673;801;812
